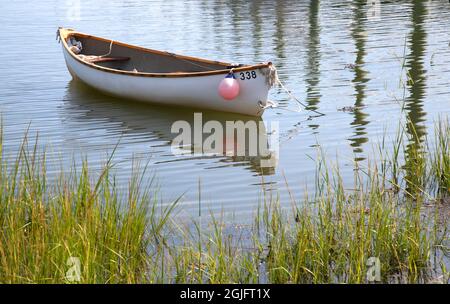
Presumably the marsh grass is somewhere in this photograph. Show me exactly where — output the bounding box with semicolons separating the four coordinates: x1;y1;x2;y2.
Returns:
430;118;450;197
0;131;174;283
0;118;448;283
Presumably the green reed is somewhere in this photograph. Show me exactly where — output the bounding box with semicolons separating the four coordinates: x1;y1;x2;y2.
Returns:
430;118;450;197
0;117;448;283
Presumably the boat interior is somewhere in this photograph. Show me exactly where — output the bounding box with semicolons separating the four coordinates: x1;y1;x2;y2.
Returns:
68;33;239;74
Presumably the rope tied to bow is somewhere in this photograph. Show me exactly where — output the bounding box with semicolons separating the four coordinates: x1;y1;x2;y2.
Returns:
261;64;325;116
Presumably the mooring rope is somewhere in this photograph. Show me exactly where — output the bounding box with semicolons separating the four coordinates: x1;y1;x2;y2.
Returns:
260;64;325;116
76;40;115;63
99;40;114;57
277;78;325;116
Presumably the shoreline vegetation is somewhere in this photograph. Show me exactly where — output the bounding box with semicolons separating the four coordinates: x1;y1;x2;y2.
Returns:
0;118;448;284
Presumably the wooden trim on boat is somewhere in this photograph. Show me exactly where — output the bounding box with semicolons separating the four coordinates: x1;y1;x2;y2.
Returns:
59;28;272;78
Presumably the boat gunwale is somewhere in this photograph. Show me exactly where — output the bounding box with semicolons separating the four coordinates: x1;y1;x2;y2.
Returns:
59;28;272;78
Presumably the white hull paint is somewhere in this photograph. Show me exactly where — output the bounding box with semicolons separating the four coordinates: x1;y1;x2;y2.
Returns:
62;46;270;116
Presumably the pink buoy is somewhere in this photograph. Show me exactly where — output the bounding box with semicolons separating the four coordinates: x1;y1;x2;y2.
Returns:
218;73;240;101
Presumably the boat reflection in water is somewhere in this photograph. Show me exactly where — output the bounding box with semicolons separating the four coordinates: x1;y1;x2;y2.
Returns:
62;81;277;176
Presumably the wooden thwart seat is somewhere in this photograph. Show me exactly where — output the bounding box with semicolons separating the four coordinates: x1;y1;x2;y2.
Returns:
89;56;130;64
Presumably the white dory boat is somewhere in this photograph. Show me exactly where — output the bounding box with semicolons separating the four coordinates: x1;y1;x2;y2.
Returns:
57;28;277;116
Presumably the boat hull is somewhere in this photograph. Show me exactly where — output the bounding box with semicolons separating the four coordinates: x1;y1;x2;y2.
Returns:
62;45;270;116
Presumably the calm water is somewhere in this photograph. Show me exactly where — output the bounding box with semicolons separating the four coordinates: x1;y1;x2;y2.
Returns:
0;0;449;218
